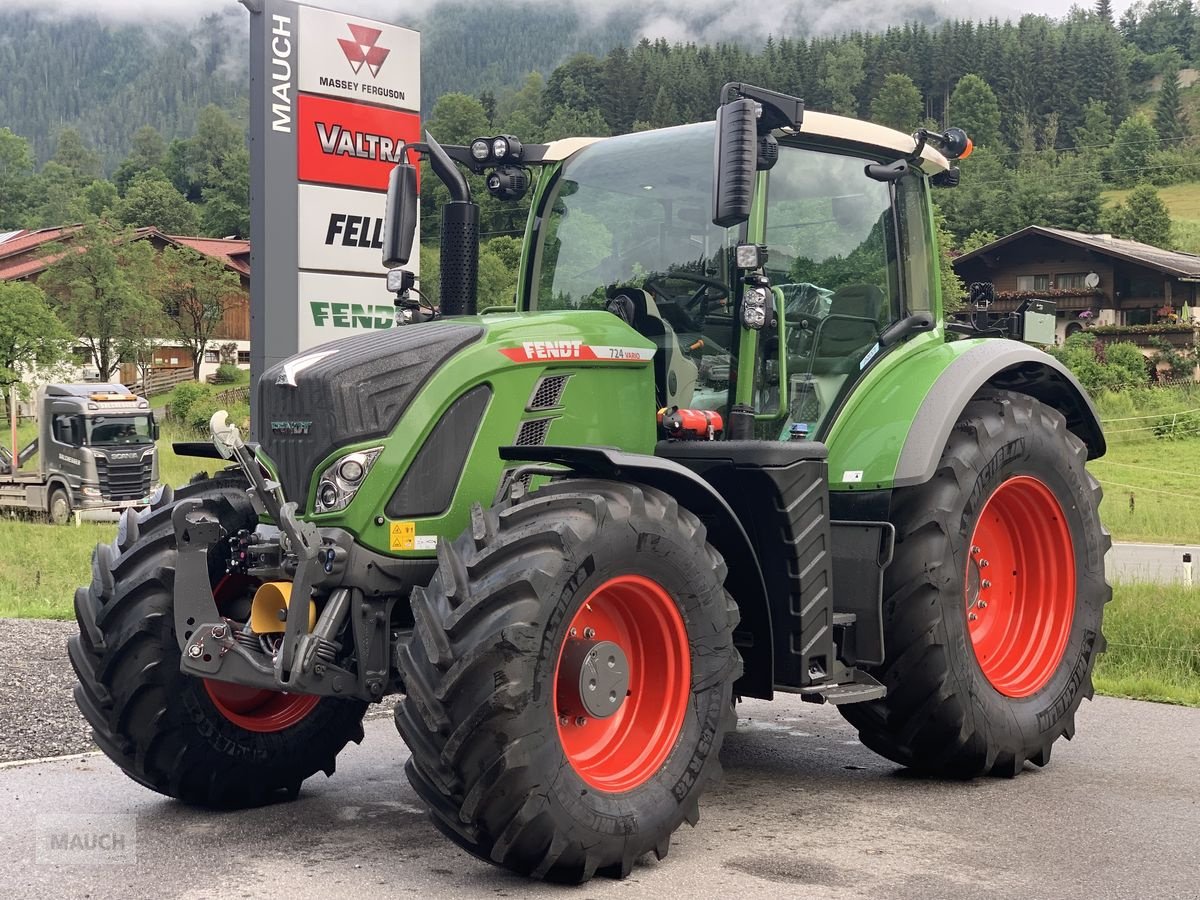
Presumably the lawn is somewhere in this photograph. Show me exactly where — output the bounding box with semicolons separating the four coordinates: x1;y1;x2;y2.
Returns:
1093;581;1200;707
1088;435;1200;543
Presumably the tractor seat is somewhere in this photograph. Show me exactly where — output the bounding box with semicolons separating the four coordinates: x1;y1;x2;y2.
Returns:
809;283;884;375
609;287;696;408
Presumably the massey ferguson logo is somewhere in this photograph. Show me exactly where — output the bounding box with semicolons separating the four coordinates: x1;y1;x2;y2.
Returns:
338;24;390;78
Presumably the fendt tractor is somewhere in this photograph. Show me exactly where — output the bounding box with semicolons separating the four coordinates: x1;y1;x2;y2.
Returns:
69;84;1110;882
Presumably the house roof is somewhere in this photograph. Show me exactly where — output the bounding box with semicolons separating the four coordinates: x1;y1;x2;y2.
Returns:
953;225;1200;279
0;226;250;282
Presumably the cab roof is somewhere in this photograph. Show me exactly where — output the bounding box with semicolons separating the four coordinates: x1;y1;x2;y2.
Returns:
541;110;951;172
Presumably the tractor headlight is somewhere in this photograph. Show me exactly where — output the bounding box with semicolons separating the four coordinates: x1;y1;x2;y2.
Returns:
742;285;769;330
492;137;509;159
470;139;490;161
313;447;382;513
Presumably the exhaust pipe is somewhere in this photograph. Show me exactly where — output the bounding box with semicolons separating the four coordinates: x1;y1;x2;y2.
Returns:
425;131;479;317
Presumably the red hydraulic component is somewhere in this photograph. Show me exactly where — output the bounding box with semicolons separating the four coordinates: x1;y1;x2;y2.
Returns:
658;406;723;440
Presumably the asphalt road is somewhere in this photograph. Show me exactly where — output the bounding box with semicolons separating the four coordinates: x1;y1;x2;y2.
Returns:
4;694;1197;900
1108;541;1199;584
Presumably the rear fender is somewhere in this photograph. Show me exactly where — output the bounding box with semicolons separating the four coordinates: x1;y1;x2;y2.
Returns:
894;341;1105;488
499;445;774;700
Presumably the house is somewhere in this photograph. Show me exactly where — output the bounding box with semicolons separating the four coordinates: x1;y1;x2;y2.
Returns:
952;226;1200;352
0;226;251;383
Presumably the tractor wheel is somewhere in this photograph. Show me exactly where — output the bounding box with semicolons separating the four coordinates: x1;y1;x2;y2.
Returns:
68;475;368;807
840;390;1110;777
395;479;740;882
48;487;71;525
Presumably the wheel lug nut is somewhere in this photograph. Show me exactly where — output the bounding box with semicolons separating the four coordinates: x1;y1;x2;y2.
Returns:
575;716;587;727
559;715;569;726
569;627;577;637
971;546;981;555
588;680;597;691
968;613;978;621
978;600;987;609
981;579;991;589
979;559;989;568
583;627;595;640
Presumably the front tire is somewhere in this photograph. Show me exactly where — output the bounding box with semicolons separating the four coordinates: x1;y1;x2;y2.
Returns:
395;480;741;882
48;487;71;525
840;391;1110;777
68;477;369;807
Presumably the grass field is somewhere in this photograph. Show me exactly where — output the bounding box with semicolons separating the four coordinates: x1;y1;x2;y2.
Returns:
1089;435;1200;543
1093;581;1200;707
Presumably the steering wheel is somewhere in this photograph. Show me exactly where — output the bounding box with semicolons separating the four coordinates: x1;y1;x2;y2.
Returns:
643;272;729;332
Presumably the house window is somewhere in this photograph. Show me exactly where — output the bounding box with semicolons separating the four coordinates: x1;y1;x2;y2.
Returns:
1016;274;1050;291
1057;273;1089;289
237;351;251;365
204;350;220;363
1124;308;1153;326
71;346;92;363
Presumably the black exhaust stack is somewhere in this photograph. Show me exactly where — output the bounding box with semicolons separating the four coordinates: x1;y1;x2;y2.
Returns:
425;131;479;317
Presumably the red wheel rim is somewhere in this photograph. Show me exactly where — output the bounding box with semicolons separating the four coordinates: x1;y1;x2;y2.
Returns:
965;475;1076;698
553;575;691;793
202;575;320;733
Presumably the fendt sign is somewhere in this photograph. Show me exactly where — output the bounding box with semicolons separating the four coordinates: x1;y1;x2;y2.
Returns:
243;0;420;403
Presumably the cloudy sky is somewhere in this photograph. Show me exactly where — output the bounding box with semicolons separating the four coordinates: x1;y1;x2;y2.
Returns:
6;0;1146;36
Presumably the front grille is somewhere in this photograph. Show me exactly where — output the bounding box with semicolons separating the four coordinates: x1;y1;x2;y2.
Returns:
96;457;153;501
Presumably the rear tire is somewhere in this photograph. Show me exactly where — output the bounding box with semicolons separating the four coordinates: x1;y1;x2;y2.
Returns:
68;476;369;807
396;479;740;882
840;391;1110;777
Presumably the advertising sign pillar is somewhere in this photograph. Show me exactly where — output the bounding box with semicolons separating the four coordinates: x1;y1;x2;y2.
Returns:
242;0;420;430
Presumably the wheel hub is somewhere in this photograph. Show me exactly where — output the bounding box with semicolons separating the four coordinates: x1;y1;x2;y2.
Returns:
558;639;629;720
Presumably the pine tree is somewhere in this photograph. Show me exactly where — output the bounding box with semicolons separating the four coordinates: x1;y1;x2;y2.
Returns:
1095;0;1114;26
1154;57;1190;144
948;74;1001;148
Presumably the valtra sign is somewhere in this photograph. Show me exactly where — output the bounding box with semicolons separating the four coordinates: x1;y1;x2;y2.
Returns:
244;0;420;422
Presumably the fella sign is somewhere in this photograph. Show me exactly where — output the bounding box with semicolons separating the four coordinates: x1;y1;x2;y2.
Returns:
243;0;420;419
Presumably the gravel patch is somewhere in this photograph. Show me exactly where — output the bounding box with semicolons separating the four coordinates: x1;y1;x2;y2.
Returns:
1;619;93;762
1;618;395;763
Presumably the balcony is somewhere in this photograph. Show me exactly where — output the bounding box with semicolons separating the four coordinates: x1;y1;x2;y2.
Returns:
1090;324;1198;350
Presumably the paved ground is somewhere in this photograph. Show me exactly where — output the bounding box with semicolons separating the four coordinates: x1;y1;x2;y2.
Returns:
3;694;1196;900
1107;541;1199;584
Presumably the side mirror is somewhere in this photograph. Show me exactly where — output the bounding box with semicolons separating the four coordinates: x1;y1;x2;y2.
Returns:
712;97;758;228
67;419;82;446
382;161;418;268
150;414;160;441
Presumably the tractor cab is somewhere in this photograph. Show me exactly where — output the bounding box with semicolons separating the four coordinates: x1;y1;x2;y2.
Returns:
521;115;942;441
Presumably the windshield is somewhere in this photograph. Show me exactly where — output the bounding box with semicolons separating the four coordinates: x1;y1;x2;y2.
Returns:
86;415;154;446
533;123;731;312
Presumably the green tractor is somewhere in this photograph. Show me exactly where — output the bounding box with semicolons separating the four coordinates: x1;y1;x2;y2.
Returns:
69;83;1109;882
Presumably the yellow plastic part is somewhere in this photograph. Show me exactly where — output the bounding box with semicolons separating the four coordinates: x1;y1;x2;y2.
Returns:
249;581;316;634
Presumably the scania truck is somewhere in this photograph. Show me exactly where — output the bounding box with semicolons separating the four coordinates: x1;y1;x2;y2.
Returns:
1;383;160;524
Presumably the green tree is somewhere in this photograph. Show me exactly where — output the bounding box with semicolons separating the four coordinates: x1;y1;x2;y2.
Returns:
113;125;168;195
0;281;71;411
28;162;89;227
1110;115;1160;187
948;74;1001;149
0;128;36;229
200;145;250;238
1154;56;1190;144
166;105;242;203
934;210;966;314
1096;0;1114;25
1072;99;1114;174
1104;183;1173;247
869;74;923;132
543;105;610;142
425;93;491;145
155;246;243;379
821;42;866;116
116;172;200;233
82;180;119;218
960;230;999;253
51;127;102;187
37;222;162;380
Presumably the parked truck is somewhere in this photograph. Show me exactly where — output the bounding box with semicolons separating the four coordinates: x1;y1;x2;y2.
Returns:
1;384;160;524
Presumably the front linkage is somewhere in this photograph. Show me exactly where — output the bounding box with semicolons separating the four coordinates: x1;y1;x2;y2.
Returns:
174;413;394;703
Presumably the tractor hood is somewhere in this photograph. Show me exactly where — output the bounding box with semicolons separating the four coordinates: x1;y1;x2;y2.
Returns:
258;322;484;508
